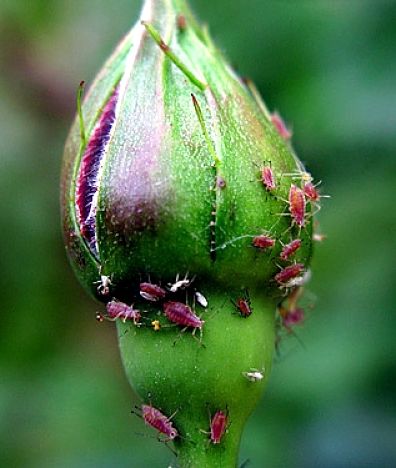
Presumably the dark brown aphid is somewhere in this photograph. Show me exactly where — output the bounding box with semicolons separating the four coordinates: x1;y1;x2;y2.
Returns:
275;263;304;286
140;282;166;302
163;301;204;329
106;300;141;325
142;404;178;441
280;239;301;261
210;410;228;444
252;235;275;250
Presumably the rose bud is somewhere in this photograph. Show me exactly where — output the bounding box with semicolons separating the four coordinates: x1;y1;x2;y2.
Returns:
61;0;322;465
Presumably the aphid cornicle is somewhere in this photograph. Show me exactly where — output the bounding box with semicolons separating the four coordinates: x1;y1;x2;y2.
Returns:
275;263;304;286
141;404;178;441
106;300;141;324
280;239;302;261
210;410;228;444
139;282;167;302
163;301;204;329
252;235;275;250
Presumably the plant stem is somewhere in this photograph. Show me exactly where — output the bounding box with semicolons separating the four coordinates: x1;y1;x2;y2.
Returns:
117;288;276;467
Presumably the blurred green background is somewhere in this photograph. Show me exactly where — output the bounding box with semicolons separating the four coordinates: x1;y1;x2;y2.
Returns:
1;0;395;466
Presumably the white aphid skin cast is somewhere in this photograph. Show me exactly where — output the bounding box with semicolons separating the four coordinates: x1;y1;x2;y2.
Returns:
195;291;208;308
167;273;194;293
95;275;112;296
242;368;265;382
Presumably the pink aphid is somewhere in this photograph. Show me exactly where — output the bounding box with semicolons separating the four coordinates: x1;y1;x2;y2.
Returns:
282;307;305;328
261;166;276;191
303;182;320;202
142;404;178;440
252;235;275;250
289;184;306;227
163;301;204;329
280;239;302;261
210;410;228;444
275;263;304;285
106;300;141;324
140;282;166;302
271;112;292;140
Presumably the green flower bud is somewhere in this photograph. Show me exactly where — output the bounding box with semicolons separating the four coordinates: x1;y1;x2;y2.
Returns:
61;0;318;466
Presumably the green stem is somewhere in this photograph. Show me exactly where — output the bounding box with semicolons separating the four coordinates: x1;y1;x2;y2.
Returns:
117;288;276;467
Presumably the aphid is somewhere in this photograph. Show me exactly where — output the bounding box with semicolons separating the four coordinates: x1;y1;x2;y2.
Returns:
140;282;167;302
216;176;227;189
195;291;208;308
303;181;320;202
210;410;228;444
280;306;305;328
95;312;105;322
252;235;275;250
167;273;194;293
106;300;141;325
177;14;187;31
271;112;292;140
313;233;326;242
151;320;161;331
261;165;276;191
281;269;311;289
275;263;304;286
280;239;302;261
242;368;265;382
141;404;178;441
234;295;252;318
95;275;112;296
163;301;204;329
288;184;306;228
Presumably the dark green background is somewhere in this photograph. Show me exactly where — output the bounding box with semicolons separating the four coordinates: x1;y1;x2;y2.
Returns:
1;0;395;466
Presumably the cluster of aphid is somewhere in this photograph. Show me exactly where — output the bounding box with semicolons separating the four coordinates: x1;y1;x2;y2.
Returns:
254;121;326;290
135;403;229;446
96;274;207;336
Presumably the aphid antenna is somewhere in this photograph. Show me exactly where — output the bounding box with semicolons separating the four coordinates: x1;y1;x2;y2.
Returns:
142;22;207;91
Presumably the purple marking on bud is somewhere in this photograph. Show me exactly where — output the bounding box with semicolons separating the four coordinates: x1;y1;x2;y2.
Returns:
163;301;204;329
75;85;119;255
142;404;178;440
